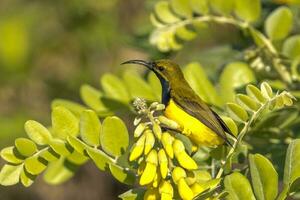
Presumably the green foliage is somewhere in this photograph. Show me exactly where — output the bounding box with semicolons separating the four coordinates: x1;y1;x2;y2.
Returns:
1;0;300;199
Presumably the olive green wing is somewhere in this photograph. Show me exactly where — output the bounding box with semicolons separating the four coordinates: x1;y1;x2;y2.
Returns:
172;92;232;145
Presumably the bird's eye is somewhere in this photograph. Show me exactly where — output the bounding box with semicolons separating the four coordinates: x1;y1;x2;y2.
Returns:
158;66;164;71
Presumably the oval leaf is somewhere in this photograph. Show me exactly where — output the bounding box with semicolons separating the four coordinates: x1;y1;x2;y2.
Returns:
80;110;101;147
235;0;261;22
100;73;130;103
282;35;300;60
80;84;108;112
0;147;23;164
284;139;300;192
109;163;135;185
184;62;221;106
24;156;47;175
52;106;79;139
86;147;113;171
15;138;37;157
249;154;278;200
265;7;293;40
226;103;249;122
236;94;259;112
220;62;256;103
224;172;256;200
0;164;23;186
246;84;266;103
101;116;129;157
24;120;52;145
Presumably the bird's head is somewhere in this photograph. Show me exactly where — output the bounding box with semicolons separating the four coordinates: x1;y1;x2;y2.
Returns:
121;59;184;82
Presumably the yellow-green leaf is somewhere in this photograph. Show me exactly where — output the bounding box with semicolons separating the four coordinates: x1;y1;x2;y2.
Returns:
80;110;101;147
86;147;113;171
235;0;261;22
52;106;79;139
226;103;249;123
109;163;135;185
24;156;47;175
265;7;293;40
282;35;300;60
224;172;256;200
249;154;278;200
170;0;193;18
51;99;86;118
236;94;259;112
15;138;37;157
154;1;180;24
0;146;23;164
0;164;23;186
50;139;73;156
20;168;35;187
101;116;129;157
80;84;108;112
24;120;52;145
246;84;266;103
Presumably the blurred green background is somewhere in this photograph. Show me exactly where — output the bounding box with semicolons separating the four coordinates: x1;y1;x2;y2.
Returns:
1;0;299;199
0;0;154;199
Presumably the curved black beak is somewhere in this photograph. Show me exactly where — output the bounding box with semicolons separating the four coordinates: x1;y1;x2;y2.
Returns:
121;59;153;70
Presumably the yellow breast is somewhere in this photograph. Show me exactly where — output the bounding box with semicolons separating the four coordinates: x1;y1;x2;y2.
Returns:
164;99;223;146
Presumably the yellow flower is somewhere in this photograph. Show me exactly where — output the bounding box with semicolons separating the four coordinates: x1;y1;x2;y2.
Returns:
140;150;158;185
134;123;147;137
158;116;180;130
144;188;159;200
153;123;162;139
158;149;168;179
173;139;197;170
161;132;174;158
152;170;161;188
129;134;146;161
172;167;186;184
144;130;155;155
178;178;194;200
159;180;173;200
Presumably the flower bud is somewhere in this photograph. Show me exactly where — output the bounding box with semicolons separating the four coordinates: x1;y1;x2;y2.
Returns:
172;167;186;184
190;183;205;197
159;180;173;200
140;163;157;185
155;104;165;111
158;149;168;179
161;132;174;158
152;123;162;139
152;170;161;188
144;130;155;155
146;149;158;165
178;178;194;200
158;116;180;130
173;139;197;170
129;134;146;161
134;123;147;137
185;171;196;186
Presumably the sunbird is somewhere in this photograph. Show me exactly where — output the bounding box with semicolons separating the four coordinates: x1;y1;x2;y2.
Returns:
122;59;233;147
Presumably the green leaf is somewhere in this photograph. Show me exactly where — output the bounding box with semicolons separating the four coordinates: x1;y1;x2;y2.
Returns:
0;164;23;186
24;120;52;145
220;116;238;137
100;73;130;103
184;62;221;106
109;163;135;185
154;1;180;24
0;146;23;164
51;99;86;118
189;0;209;14
39;148;59;162
265;7;293;40
80;84;108;113
170;0;193;18
282;35;300;60
101;116;129;157
86;147;113;171
15;138;37;157
234;0;261;22
284;139;300;192
226;103;249;123
67;136;88;155
66;151;88;165
123;71;157;101
236;94;259;112
118;188;145;200
52;106;79;139
80;110;101;147
220;62;256;103
224;172;256;200
50;139;73;156
249;154;278;200
246;84;266;103
260;82;273;99
43;157;75;185
209;0;234;15
24;156;47;175
20;168;35;187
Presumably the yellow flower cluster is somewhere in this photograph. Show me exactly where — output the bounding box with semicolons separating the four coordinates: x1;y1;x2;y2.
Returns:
129;102;204;200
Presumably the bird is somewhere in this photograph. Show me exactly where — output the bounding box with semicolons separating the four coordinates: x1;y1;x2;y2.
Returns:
122;59;234;147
